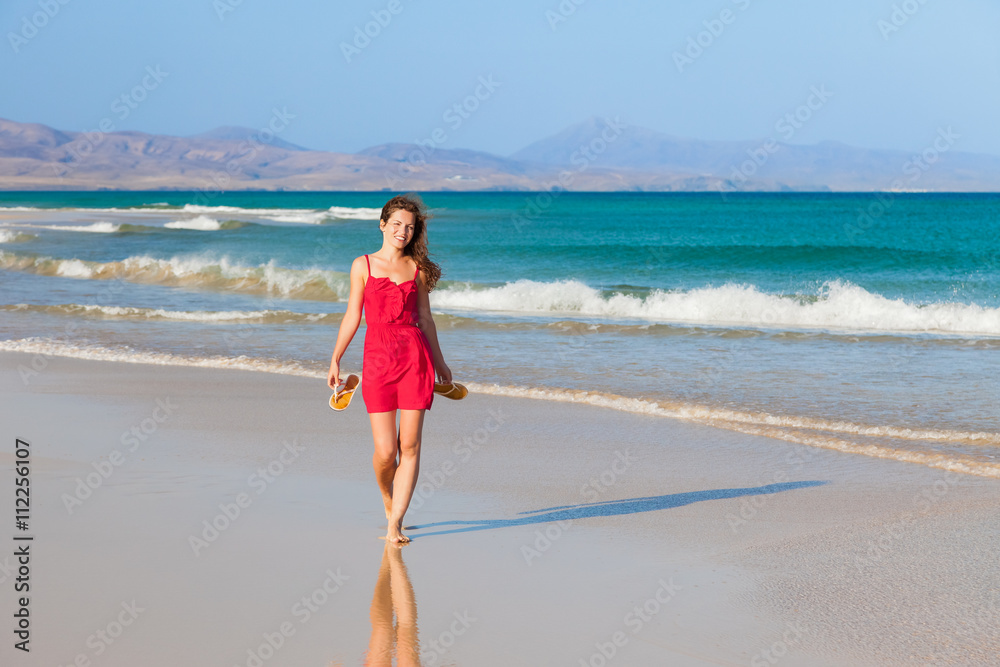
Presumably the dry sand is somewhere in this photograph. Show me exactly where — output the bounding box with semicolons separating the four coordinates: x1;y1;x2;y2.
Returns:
0;352;997;665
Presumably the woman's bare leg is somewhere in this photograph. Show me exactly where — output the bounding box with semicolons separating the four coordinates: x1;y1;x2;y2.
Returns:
386;409;425;543
369;411;400;521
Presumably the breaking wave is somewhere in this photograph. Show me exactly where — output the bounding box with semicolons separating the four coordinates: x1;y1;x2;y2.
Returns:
432;279;1000;336
0;230;35;243
0;303;342;324
163;216;249;231
4;250;999;336
0;250;349;301
180;204;381;223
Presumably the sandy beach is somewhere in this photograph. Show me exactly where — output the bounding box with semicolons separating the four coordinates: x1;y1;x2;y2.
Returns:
5;1;1000;664
1;351;997;666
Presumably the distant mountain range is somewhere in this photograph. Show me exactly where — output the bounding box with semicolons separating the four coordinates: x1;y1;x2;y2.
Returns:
1;116;998;191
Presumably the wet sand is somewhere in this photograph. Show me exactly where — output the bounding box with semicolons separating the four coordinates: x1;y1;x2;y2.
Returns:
0;352;997;665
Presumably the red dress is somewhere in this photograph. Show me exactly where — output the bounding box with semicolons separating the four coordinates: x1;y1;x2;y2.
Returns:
361;255;435;413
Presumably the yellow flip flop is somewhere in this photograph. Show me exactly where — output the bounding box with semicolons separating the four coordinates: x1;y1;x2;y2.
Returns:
330;374;360;411
434;381;468;400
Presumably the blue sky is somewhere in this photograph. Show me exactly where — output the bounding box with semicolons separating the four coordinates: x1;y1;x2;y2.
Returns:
2;0;998;156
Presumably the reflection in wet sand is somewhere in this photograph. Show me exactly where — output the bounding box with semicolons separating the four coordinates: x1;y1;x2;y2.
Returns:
364;543;420;666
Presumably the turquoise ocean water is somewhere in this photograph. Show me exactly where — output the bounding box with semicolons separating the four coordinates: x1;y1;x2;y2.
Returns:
1;191;998;476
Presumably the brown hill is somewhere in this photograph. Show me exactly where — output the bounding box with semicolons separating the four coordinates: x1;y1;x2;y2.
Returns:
1;117;997;191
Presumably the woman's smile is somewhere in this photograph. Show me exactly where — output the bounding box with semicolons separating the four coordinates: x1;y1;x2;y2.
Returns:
384;212;415;247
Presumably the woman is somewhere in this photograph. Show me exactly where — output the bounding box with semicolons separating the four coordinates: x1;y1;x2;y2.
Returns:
328;194;452;544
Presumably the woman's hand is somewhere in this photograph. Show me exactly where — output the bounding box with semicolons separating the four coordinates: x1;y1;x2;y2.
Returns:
436;363;453;386
327;358;341;391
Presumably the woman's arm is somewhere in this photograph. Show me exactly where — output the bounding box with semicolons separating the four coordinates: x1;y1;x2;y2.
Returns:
415;273;452;385
328;257;367;389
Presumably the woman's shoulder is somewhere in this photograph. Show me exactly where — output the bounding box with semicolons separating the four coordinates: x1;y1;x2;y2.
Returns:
349;253;419;278
346;255;369;281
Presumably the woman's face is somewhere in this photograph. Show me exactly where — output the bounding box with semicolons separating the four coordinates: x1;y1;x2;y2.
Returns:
380;209;416;250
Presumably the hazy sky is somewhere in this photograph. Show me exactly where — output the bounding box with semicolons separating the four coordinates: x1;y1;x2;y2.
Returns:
2;0;997;156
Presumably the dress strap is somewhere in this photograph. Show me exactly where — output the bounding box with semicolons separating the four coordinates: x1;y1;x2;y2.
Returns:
413;262;419;282
365;254;371;277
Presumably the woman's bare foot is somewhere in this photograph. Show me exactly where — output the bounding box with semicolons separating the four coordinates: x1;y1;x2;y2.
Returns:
386;520;410;544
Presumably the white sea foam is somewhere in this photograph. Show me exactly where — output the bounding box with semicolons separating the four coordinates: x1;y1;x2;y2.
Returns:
55;259;94;278
432;279;1000;336
28;221;122;233
2;204;379;224
271;211;331;224
85;305;271;321
177;204;380;223
24;218;242;233
327;206;381;220
77;305;283;321
0;250;350;300
0;339;326;378
5;249;999;336
463;383;1000;478
0;303;338;324
465;383;1000;445
1;338;997;477
178;205;322;223
164;216;225;231
180;204;282;215
0;230;35;243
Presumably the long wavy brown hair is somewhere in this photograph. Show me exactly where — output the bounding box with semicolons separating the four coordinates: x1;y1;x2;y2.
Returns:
380;194;442;291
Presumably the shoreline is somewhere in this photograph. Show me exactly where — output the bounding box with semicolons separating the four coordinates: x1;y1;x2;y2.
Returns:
4;337;998;480
1;351;998;665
